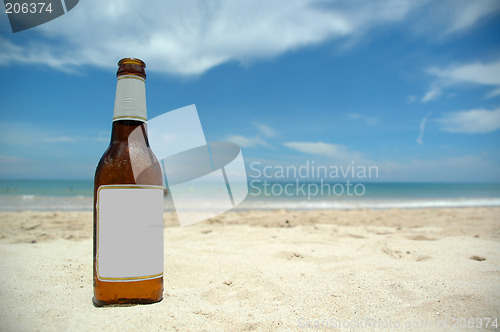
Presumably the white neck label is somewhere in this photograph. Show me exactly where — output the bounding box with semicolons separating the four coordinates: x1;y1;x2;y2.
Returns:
113;75;147;122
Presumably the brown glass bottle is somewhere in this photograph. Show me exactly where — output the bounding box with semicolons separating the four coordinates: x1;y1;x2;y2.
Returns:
93;58;164;306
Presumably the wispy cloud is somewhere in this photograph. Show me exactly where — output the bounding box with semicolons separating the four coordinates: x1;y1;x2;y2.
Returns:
347;113;378;125
0;123;108;178
225;123;277;148
416;112;431;145
437;108;500;134
409;0;500;39
254;123;277;138
2;0;496;76
421;86;442;103
284;141;363;162
486;87;500;99
441;0;500;35
407;95;417;104
0;155;25;165
44;136;108;143
424;59;500;101
429;60;500;86
225;135;269;148
0;122;108;148
0;0;352;75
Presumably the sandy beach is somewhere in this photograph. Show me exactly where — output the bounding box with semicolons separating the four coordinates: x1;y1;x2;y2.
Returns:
0;207;499;331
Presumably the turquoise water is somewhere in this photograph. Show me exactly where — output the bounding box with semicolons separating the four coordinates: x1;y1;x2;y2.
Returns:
0;179;93;197
0;179;499;211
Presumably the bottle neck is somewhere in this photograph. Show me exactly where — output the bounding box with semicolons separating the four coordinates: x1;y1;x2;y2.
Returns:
113;75;147;122
110;120;150;145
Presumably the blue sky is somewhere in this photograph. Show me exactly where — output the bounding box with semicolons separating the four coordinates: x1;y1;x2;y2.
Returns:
1;0;500;182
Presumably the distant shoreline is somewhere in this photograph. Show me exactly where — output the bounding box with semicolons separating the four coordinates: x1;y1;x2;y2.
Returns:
0;195;499;212
1;180;500;211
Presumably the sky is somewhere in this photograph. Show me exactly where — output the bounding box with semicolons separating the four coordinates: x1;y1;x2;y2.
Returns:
0;0;500;182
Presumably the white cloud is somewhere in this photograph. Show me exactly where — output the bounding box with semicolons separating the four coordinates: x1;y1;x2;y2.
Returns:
43;136;108;143
407;95;417;103
0;0;353;75
429;60;500;86
409;0;500;39
442;0;500;35
425;59;500;100
225;135;269;148
3;0;496;76
44;136;78;143
284;141;363;162
347;113;378;125
486;87;500;99
254;123;277;138
416;112;431;145
0;123;105;178
225;123;277;148
0;122;108;148
421;86;442;103
437;108;500;134
0;155;24;165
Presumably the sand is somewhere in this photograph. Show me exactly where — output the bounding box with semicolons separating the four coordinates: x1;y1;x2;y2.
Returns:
0;208;499;331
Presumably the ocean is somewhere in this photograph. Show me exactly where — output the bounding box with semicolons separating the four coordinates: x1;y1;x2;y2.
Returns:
1;179;499;211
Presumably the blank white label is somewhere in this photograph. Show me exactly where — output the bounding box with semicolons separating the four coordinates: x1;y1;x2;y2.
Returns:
97;185;164;281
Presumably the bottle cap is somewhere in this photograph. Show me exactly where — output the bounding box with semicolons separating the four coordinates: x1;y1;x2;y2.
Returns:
117;58;146;79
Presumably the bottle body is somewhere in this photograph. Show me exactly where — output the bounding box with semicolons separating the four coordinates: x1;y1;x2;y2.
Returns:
93;59;164;306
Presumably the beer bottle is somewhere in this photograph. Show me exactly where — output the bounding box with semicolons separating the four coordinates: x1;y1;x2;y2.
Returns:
93;58;164;306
